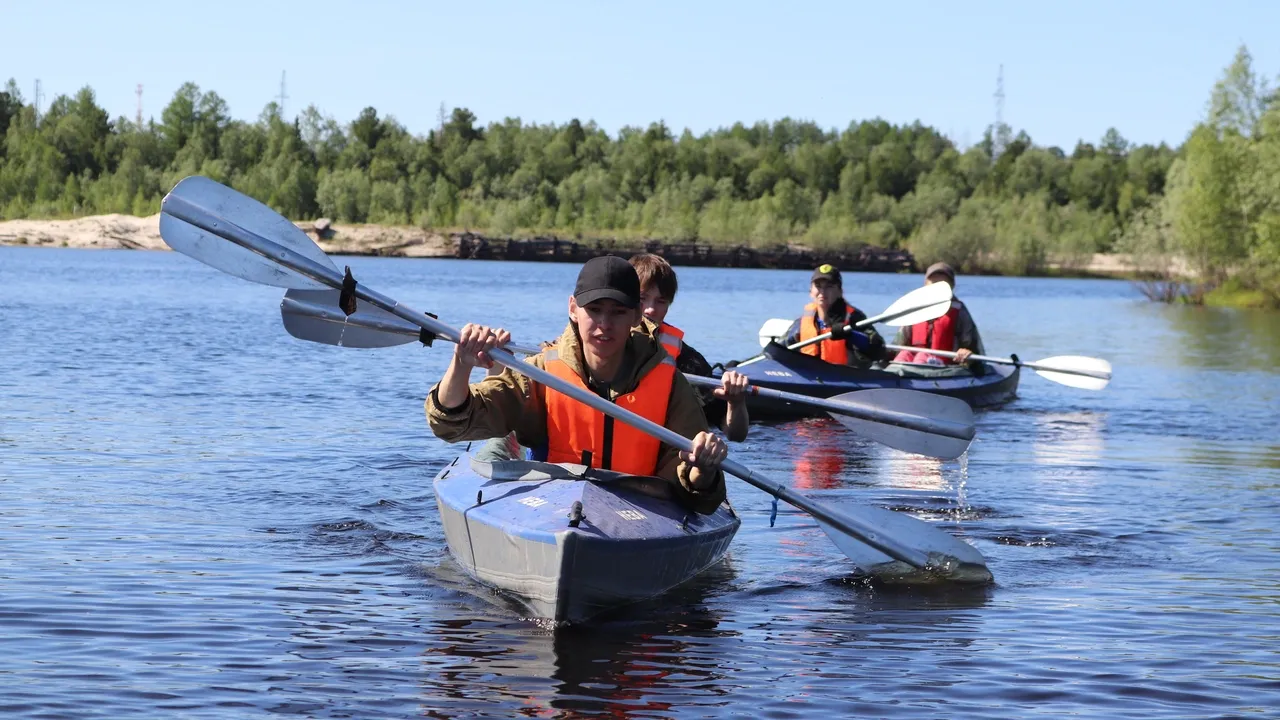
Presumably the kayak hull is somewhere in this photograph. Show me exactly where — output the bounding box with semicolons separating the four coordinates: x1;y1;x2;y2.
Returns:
732;343;1020;420
433;437;740;624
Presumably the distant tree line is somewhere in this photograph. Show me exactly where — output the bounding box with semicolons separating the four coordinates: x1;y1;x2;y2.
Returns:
1117;46;1280;304
0;46;1276;300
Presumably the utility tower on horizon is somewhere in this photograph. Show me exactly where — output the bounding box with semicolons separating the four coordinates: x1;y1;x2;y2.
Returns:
136;84;143;128
278;71;289;119
992;64;1008;163
33;79;44;124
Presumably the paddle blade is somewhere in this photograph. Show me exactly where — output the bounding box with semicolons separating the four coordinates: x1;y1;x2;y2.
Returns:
281;289;422;348
875;281;953;327
1032;355;1113;390
757;318;794;347
826;388;975;460
816;505;991;584
160;176;337;289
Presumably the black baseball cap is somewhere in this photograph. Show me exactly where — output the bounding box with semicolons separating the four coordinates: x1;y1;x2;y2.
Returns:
810;263;842;286
574;256;641;308
925;262;956;285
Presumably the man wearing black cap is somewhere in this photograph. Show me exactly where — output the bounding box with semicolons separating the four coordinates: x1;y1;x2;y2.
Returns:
781;263;887;368
890;262;985;367
426;256;728;514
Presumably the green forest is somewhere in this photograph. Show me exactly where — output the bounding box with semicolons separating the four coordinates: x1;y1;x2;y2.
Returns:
1;46;1278;303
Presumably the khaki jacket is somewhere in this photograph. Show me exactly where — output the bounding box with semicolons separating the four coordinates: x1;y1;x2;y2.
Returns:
426;321;727;513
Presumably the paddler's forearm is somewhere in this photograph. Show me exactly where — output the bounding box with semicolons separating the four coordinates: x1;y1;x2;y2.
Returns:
436;356;475;410
722;399;748;442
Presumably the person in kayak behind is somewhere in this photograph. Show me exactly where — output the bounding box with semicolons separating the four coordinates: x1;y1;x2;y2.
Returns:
426;255;728;514
890;262;985;372
780;264;887;368
629;253;750;442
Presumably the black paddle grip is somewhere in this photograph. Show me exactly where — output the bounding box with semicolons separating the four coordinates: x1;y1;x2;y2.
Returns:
419;312;439;347
338;266;357;315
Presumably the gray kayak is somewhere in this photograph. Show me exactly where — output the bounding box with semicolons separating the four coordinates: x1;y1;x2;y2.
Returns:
433;436;740;624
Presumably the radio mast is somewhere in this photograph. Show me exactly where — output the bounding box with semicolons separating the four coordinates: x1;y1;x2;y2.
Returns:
992;65;1007;163
278;71;289;119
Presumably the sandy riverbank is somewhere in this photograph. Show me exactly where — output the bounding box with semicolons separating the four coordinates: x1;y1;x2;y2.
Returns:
0;214;455;257
0;213;1154;277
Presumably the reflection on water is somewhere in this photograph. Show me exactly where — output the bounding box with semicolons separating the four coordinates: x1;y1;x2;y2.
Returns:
414;564;1002;718
878;452;949;492
789;420;848;489
1178;441;1280;472
418;566;736;718
1032;411;1108;467
1164;304;1280;370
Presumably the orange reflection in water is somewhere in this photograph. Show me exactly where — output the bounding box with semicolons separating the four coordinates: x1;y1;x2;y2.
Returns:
790;420;845;490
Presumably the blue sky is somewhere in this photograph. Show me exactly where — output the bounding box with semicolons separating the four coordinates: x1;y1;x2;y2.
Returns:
2;0;1276;150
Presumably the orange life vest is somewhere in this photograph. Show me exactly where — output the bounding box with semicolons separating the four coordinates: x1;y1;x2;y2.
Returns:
657;322;684;361
542;349;676;476
907;300;964;364
799;302;852;365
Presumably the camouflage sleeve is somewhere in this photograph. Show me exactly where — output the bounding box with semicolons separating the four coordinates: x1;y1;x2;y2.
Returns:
425;354;549;448
653;372;727;515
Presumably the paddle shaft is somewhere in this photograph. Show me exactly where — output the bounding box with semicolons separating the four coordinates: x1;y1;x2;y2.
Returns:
883;344;1112;381
280;293;971;443
682;374;972;441
735;302;936;368
165;194;931;569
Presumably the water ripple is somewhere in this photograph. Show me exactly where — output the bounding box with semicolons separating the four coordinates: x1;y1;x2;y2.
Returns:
2;249;1277;718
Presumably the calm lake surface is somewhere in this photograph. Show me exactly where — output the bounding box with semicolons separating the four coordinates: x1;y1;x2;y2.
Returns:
2;246;1278;719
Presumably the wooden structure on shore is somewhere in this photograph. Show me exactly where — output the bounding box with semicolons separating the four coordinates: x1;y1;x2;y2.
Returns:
451;233;915;273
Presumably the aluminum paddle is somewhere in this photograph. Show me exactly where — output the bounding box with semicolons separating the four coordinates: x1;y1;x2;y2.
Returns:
280;289;977;460
883;345;1112;390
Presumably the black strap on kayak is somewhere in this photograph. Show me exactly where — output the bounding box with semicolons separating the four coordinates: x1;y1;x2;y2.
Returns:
338;266;358;315
601;416;614;471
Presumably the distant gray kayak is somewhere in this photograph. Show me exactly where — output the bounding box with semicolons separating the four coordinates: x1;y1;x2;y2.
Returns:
727;342;1020;420
433;436;740;624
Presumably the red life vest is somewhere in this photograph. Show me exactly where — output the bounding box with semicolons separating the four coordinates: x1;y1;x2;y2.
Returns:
907;300;964;364
799;302;852;365
542;349;676;476
657;322;684;361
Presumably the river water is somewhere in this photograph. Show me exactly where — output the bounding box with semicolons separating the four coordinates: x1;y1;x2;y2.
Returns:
2;246;1278;718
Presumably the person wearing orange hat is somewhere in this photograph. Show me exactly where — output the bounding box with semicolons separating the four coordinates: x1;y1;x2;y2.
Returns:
891;262;985;367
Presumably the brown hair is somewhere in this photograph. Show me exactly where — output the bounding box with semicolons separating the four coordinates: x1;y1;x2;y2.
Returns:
628;253;678;302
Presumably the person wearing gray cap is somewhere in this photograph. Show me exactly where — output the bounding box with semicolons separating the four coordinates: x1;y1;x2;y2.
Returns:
426;256;729;514
891;262;985;367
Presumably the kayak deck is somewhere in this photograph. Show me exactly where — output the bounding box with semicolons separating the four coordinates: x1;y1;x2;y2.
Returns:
727;342;1020;420
433;436;740;624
